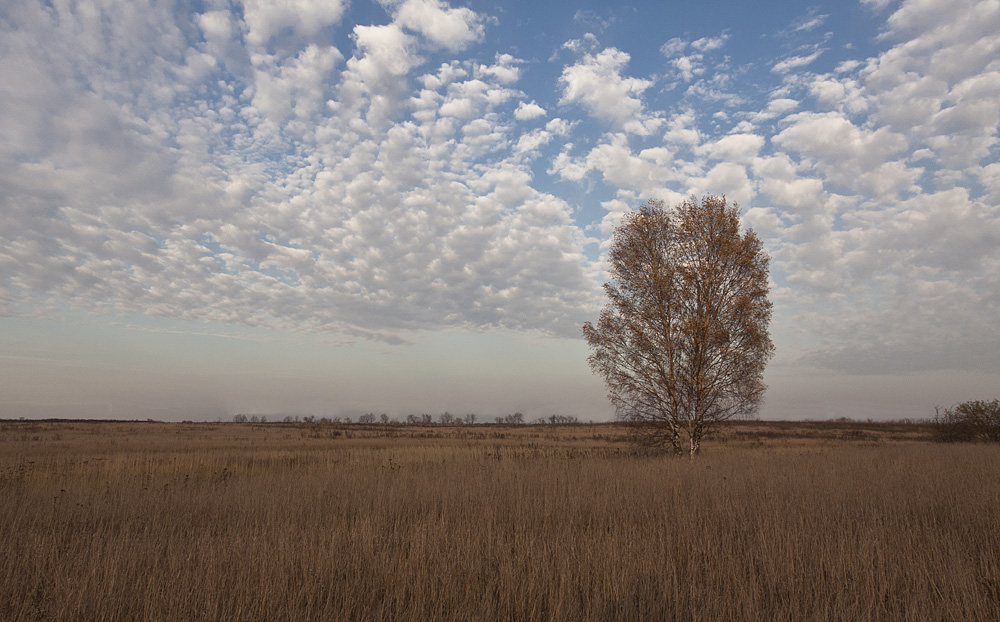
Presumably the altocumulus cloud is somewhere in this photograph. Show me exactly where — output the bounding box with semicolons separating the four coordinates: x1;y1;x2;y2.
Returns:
0;0;999;379
0;0;597;344
550;0;1000;375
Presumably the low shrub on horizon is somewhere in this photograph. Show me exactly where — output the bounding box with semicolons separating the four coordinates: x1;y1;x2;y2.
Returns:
932;399;1000;443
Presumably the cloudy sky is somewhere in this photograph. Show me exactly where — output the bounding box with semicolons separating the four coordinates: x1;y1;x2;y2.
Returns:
1;0;998;421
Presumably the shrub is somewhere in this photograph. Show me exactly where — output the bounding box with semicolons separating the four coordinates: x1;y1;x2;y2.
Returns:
932;400;1000;443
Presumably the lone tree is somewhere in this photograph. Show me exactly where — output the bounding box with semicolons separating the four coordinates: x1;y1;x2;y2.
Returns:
583;196;774;457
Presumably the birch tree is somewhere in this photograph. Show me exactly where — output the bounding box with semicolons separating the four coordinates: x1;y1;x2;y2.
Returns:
583;196;774;457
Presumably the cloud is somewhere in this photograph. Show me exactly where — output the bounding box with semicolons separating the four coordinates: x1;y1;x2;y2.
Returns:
559;0;1000;375
660;37;688;57
981;162;1000;203
794;189;1000;373
755;98;800;120
559;46;660;135
514;101;547;121
808;76;867;113
338;23;421;127
662;109;701;148
759;0;1000;371
697;133;765;163
391;0;484;51
513;129;553;155
351;23;420;81
661;32;730;82
751;155;826;212
672;55;700;82
2;0;998;379
197;10;247;72
860;0;895;10
562;33;600;55
545;118;576;136
687;162;755;207
790;12;830;33
691;34;729;52
478;53;522;84
772;49;824;74
573;10;616;32
854;0;1000;171
773;111;913;195
250;45;343;125
241;0;348;49
0;0;598;343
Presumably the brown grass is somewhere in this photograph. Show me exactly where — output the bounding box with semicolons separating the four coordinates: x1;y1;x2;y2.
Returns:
1;420;998;621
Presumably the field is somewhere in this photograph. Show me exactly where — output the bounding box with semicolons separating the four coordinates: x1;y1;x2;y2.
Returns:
1;419;998;621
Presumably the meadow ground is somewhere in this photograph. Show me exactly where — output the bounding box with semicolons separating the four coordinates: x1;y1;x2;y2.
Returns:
1;419;998;621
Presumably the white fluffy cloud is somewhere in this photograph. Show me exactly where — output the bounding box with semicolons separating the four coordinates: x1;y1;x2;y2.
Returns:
698;133;765;164
250;45;343;125
242;0;348;48
755;98;799;120
390;0;484;51
514;101;547;121
351;23;419;81
559;45;660;135
773;111;914;196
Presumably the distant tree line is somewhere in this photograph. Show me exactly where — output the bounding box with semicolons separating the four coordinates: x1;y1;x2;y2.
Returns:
232;414;266;423
231;412;583;425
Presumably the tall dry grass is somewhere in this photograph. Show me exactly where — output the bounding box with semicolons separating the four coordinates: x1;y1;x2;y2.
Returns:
1;420;997;620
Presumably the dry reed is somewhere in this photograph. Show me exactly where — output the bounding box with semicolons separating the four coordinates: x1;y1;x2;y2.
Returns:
1;420;997;621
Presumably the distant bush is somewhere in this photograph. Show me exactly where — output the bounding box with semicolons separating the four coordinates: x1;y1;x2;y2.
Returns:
932;400;1000;443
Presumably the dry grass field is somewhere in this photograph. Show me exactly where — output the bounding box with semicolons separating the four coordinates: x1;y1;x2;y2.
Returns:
1;419;998;621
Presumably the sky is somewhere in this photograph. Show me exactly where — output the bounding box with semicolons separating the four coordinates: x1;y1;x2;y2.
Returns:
1;0;998;422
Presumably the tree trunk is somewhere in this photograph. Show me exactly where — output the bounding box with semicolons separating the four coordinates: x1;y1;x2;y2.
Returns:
670;427;682;455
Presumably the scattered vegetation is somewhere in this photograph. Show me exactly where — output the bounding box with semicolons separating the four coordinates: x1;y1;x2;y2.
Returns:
932;399;1000;443
1;419;997;620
